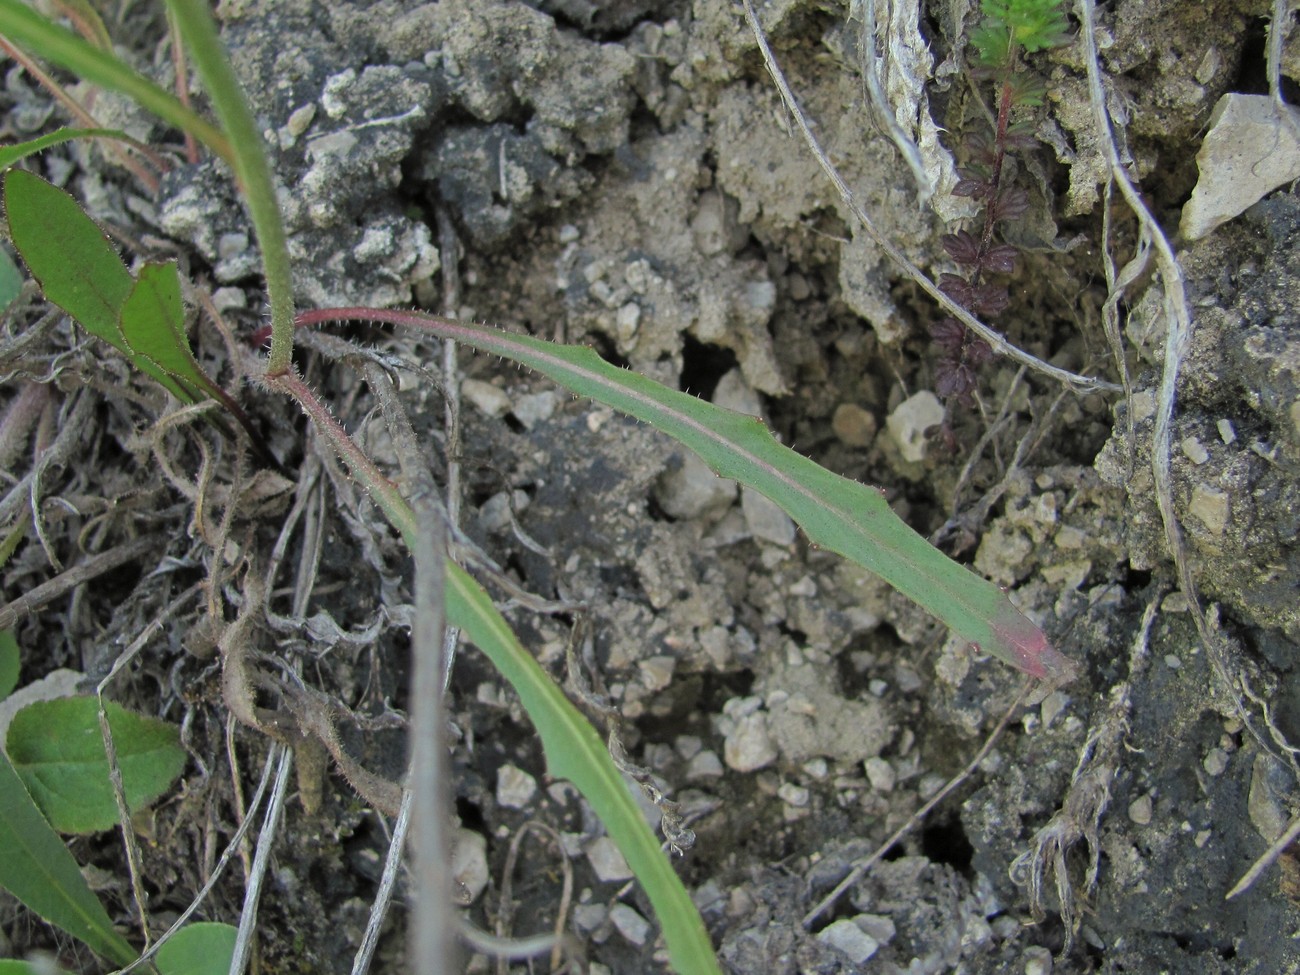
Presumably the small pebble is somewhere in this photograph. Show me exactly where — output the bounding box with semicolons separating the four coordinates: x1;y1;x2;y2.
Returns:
1164;654;1183;669
496;764;537;809
777;782;810;807
817;919;879;964
1180;436;1210;464
609;903;651;946
1203;747;1229;776
1041;690;1070;728
686;749;724;781
511;391;556;430
461;378;511;417
675;735;703;760
451;828;489;903
1024;945;1053;975
831;403;877;448
863;757;896;792
1128;794;1154;825
856;913;896;944
723;713;777;772
586;836;634;882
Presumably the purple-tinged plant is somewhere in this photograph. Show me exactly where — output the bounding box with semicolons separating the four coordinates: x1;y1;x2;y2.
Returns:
932;0;1070;406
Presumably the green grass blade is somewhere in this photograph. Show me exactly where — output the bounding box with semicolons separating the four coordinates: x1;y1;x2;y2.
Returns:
0;126;152;171
0;749;138;966
297;308;1077;683
0;0;231;164
4;169;133;353
164;0;296;375
271;371;721;975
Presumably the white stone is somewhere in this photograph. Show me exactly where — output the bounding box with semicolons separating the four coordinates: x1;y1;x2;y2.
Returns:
777;782;810;807
655;450;736;520
686;749;724;780
1203;748;1229;776
451;828;489;903
863;757;896;792
817;918;880;964
1182;94;1300;240
511;391;557;430
723;712;778;772
461;378;511;417
609;903;651;946
1128;794;1153;825
1189;484;1229;535
742;486;796;546
586;836;634;882
496;764;537;809
1181;436;1210;465
886;391;945;463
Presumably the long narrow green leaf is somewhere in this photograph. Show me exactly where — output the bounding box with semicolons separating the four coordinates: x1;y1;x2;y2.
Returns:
4;169;133;352
296;308;1077;683
0;0;232;163
271;371;721;975
0;126;148;171
0;749;137;966
164;0;296;374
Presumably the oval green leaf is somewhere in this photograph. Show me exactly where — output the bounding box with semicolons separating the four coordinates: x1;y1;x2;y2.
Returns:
4;169;133;353
6;696;186;834
155;922;238;975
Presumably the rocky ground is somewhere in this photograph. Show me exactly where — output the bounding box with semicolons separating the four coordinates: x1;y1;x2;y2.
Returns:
3;0;1300;972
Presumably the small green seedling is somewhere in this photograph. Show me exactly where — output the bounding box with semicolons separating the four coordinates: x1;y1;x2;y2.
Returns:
4;168;280;466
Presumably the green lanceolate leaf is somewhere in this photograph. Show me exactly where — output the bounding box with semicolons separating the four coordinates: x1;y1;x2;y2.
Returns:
4;169;134;352
297;308;1077;683
7;696;186;834
119;261;212;403
0;749;138;966
0;629;18;700
155;922;238;975
274;371;722;975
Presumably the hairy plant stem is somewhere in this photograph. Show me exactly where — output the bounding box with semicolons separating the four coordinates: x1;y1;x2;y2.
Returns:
976;75;1016;283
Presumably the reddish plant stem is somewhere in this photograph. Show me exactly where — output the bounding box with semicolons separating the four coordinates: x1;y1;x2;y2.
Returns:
973;75;1015;287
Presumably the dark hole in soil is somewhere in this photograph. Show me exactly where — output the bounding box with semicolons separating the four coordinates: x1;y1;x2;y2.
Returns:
455;795;487;834
919;816;975;875
679;333;738;400
697;667;756;710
